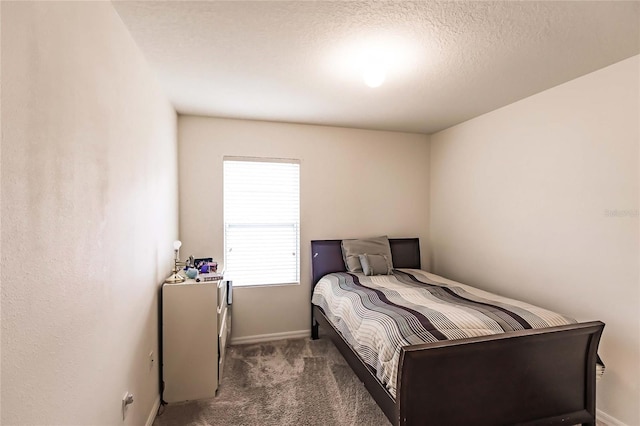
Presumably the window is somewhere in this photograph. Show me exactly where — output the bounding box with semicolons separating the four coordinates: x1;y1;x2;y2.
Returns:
223;157;300;286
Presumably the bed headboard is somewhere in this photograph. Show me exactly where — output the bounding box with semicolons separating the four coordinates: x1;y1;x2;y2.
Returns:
311;238;421;286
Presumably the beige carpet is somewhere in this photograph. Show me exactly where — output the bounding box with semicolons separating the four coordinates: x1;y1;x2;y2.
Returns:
153;336;390;426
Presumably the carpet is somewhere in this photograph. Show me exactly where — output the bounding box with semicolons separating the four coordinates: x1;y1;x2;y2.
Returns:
153;336;390;426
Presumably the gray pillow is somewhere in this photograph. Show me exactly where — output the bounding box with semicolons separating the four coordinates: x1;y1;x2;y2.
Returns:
359;254;392;276
341;236;394;272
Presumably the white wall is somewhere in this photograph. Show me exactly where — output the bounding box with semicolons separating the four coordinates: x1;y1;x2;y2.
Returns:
1;2;178;425
430;56;639;425
178;116;430;341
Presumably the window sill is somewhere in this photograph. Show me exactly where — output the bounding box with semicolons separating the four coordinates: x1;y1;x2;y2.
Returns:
232;282;300;289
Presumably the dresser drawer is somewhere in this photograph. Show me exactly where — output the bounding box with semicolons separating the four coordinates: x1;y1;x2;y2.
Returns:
218;308;230;381
217;279;227;311
217;302;227;336
219;308;229;349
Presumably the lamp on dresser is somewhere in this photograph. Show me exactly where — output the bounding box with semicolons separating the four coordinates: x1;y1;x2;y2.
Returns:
165;240;194;284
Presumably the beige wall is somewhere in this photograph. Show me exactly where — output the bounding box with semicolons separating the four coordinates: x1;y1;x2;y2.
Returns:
430;56;639;425
1;2;178;425
178;116;430;341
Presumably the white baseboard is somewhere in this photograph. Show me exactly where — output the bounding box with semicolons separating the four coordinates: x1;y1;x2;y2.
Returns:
230;329;310;345
145;395;160;426
597;409;626;426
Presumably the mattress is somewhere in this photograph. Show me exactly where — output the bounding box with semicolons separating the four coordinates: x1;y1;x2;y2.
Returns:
311;269;580;398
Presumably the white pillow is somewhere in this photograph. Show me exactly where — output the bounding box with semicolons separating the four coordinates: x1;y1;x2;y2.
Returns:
359;253;392;276
341;236;394;272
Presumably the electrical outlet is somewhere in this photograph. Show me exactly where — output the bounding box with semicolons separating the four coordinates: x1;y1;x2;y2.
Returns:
149;351;155;371
122;392;134;420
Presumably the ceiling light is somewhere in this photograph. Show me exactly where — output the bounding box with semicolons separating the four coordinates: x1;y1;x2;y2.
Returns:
363;68;385;88
360;49;386;88
327;34;420;89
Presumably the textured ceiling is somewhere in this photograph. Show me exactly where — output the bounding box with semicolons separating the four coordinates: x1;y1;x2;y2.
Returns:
113;1;640;134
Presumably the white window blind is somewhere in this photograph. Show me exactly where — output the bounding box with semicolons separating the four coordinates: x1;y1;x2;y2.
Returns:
223;158;300;286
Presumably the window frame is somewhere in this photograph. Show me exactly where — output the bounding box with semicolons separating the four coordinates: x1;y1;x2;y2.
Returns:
223;156;301;287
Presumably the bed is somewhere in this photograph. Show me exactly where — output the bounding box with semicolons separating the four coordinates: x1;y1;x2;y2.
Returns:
310;238;604;426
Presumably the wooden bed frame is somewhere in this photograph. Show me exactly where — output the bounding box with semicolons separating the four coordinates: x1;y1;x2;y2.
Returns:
310;238;604;426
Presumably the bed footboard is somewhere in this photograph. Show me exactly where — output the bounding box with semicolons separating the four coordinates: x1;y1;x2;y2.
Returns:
396;321;604;426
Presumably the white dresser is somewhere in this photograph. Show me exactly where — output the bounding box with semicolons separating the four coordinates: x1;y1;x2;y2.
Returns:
162;278;231;403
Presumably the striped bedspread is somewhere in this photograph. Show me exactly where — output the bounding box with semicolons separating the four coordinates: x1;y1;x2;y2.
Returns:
311;269;577;398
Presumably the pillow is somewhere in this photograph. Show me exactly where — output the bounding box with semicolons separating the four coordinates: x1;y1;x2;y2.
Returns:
359;254;392;276
341;236;394;273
